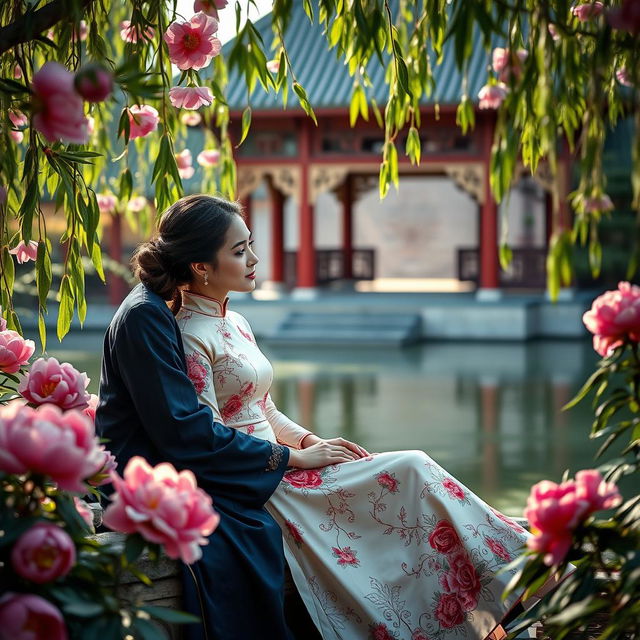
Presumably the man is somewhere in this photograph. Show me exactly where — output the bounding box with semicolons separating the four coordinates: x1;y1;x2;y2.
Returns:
96;283;294;640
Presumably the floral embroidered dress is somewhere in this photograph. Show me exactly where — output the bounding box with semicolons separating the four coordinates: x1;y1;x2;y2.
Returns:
176;291;529;640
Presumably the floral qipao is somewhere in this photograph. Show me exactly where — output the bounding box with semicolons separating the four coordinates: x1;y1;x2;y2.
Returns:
176;290;529;640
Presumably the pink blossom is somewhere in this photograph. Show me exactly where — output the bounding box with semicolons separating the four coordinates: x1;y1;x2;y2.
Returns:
571;2;604;21
127;196;148;212
524;479;589;566
74;497;94;530
491;47;509;73
127;104;159;139
11;523;76;584
9;110;28;143
574;469;622;514
616;68;633;87
0;593;67;640
0;403;104;492
194;0;228;17
478;83;507;109
120;20;156;43
175;149;195;179
72;20;88;42
9;240;38;264
197;149;220;167
548;23;561;41
74;64;113;103
164;12;222;71
83;393;99;421
86;115;95;136
266;59;280;74
584;193;614;213
582;282;640;356
103;456;220;563
0;330;35;374
492;47;528;82
13;64;22;79
19;357;91;411
87;446;117;486
331;546;360;567
97;193;117;214
608;0;640;34
169;86;213;109
31;61;88;144
182;111;202;126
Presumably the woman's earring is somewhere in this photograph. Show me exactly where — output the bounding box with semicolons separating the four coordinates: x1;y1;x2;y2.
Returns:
203;272;209;286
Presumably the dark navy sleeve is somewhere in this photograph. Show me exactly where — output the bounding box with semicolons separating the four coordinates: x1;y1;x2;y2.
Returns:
112;302;289;507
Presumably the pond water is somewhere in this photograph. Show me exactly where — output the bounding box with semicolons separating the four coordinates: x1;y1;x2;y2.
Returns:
50;335;601;515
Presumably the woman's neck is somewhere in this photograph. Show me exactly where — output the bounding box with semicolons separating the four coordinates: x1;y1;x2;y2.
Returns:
184;283;229;302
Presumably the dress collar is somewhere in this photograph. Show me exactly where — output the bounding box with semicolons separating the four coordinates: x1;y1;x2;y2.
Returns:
181;290;229;317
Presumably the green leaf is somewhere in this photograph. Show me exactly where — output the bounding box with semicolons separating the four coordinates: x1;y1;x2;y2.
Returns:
499;243;513;270
124;533;146;564
57;275;75;342
238;106;252;146
132;617;169;640
564;367;608;410
35;240;52;309
293;83;317;125
63;602;105;618
140;606;201;624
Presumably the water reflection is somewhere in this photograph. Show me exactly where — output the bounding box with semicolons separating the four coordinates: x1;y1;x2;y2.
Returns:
262;340;600;514
49;336;600;515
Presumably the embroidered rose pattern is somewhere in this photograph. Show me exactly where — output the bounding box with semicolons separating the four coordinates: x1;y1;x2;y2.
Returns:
490;507;526;533
220;394;243;422
283;469;324;489
442;478;465;501
434;592;466;629
285;520;305;547
485;536;511;562
332;546;360;568
238;325;256;344
376;471;400;493
369;622;397;640
186;352;210;394
439;551;482;611
428;520;462;554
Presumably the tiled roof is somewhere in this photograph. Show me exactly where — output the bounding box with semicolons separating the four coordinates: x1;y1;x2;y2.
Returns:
216;5;489;111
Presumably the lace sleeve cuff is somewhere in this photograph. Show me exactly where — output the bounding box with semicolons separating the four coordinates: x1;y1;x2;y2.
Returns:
265;442;286;471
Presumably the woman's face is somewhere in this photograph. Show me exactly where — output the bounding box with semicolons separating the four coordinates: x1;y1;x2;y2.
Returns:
205;214;259;298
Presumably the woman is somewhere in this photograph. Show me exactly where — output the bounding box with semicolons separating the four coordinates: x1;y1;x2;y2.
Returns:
136;194;539;640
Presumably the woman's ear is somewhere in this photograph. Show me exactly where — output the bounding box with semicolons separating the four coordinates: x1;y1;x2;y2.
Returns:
189;262;207;279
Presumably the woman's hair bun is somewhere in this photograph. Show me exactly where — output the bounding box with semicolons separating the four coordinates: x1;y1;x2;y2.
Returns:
131;238;179;301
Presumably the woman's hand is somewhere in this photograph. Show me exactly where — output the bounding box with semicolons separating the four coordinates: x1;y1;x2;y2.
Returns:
288;440;361;469
301;434;370;459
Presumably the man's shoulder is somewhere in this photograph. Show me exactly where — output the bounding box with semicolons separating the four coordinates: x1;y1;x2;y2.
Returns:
112;284;174;329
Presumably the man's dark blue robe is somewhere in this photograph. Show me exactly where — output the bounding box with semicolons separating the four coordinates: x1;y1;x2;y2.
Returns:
96;284;293;640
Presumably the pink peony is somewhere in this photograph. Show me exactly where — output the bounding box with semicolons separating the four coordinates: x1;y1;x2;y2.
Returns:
9;110;28;143
571;2;604;21
582;281;640;356
0;403;104;491
0;330;35;373
127;104;159;139
428;520;462;554
97;193;117;214
11;523;76;584
608;0;640;34
574;469;622;514
74;64;113;103
103;456;220;563
31;61;89;144
19;357;91;410
524;479;589;566
120;20;156;43
0;593;67;640
182;111;202;126
266;59;280;74
169;86;213;109
74;497;94;530
83;393;99;421
163;12;222;71
194;0;228;17
584;193;614;213
197;149;220;167
87;446;117;486
478;83;507;109
9;240;38;264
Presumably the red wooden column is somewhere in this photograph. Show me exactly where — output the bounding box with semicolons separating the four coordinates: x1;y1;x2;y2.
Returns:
240;194;253;231
297;118;316;289
268;180;285;285
108;213;126;305
342;174;353;280
479;119;500;294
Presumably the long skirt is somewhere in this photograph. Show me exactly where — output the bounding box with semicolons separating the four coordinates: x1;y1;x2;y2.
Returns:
266;450;528;640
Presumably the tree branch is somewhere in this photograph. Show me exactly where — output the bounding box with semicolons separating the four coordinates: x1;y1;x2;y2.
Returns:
0;0;94;57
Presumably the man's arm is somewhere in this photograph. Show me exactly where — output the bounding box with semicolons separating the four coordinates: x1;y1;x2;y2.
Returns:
112;302;289;507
